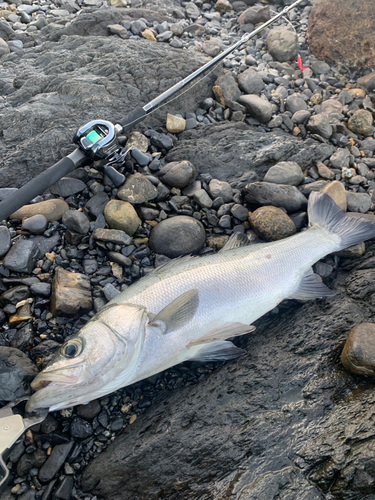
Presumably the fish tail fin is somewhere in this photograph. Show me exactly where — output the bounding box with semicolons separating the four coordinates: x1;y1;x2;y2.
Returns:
308;192;375;251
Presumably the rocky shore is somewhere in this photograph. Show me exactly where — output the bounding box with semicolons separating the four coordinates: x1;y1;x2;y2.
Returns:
1;0;375;498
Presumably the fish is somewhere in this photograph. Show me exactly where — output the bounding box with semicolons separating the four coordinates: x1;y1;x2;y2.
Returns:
26;192;375;412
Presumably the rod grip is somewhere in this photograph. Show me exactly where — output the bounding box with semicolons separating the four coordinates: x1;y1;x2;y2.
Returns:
118;107;147;132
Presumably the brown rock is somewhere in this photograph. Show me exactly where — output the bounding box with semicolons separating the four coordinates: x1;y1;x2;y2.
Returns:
166;113;186;134
320;181;347;211
206;234;229;250
249;206;296;241
117;173;157;205
141;29;156;42
341;323;375;376
307;0;375;70
104;200;141;236
316;162;335;180
214;0;232;13
347;109;373;135
51;267;92;317
10;199;69;221
125;131;148;153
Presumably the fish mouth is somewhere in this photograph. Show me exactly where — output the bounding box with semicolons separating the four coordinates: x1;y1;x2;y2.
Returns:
31;364;83;391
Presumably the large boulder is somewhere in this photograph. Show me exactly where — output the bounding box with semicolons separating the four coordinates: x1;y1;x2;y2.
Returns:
81;242;375;500
307;0;375;70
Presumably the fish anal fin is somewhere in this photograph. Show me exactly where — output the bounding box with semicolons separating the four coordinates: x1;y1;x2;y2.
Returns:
189;340;246;362
219;233;250;252
151;289;199;334
187;322;255;347
288;267;335;301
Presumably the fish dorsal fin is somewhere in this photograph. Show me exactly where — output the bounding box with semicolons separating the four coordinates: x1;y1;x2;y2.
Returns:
187;322;255;347
151;289;199;334
219;233;251;252
288;267;335;301
189;340;246;362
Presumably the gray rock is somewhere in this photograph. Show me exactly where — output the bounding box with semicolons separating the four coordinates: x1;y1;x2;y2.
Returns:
193;189;213;208
307;113;333;139
50;177;86;197
22;214;48;234
237;68;265;94
208;179;233;203
266;26;298;62
103;283;120;301
230;204;248;221
292;110;311;124
321;99;343;116
3;239;39;274
158;161;196;189
0;285;30;305
93;228;131;246
330;148;351;169
238;95;273;123
117;173;158;205
53;476;74;500
346;192;372;213
39;441;74;483
0;346;38;401
263;161;304;186
238;5;270;25
243;182;307;212
214;70;241;103
30;283;51;297
0;226;11;257
62;210;90;235
286;94;308;114
299;180;329;196
149;216;206;258
32;234;61;259
83;259;98;274
70;417;93;439
85;192;110;217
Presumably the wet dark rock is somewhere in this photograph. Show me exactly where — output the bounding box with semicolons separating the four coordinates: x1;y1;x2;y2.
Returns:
51;267;92;317
77;399;102;421
41;415;59;434
263;161;304;186
30;282;51;297
0;285;30;305
0;346;37;401
70;417;93;439
149;216;206;258
346;192;372;213
3;239;39;274
266;26;298;63
0;226;11;257
50;177;86;197
62;210;90;235
117;173;158;205
32;234;61;259
83;259;98;275
22;214;48;235
10;324;33;350
250;206;297;241
53;475;74;500
167;122;335;187
85;192;110;217
158;161;196;189
38;441;74;483
243;182;307;213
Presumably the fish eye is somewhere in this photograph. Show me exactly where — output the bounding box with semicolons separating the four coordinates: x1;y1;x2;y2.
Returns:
61;339;82;358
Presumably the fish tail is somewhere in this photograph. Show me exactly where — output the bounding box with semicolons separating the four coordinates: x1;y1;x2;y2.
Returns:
308;192;375;251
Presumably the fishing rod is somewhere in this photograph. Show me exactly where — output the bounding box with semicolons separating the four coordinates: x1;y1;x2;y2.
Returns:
0;0;304;222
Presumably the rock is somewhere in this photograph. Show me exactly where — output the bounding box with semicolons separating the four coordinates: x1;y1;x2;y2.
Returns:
102;283;121;301
330;148;351;169
53;476;74;500
131;149;150;167
213;70;241;104
104;200;141;236
126;131;149;153
3;239;39;274
292;110;311;124
320;181;347;211
39;442;74;483
85;192;109;217
62;210;90;235
347;110;373;135
0;36;10;56
238;95;273;123
10;200;69;222
77;399;102;420
51;267;92;317
149;216;206;258
357;72;375;93
316;162;335;180
307;113;333;139
193;189;213;209
202;40;222;57
335;242;366;259
263;161;304;186
30;283;51;297
249;206;296;241
230;204;248;221
158;161;196;189
22;214;48;234
141;28;156;41
307;0;375;70
266;26;298;63
70;417;93;439
93;228;131;246
321;99;343;116
166;114;186;134
1;286;30;305
237;68;265;95
50;177;86;197
346;192;372;213
0;226;11;257
214;0;232;13
208;179;233;203
299;180;329;197
243;182;307;213
238;5;270;25
117;173;158;205
0;346;38;401
286;95;307;114
166;122;335;188
341;324;375;376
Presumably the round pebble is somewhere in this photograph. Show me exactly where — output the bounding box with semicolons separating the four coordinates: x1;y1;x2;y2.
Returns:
22;214;48;234
249;206;296;241
104;200;141;236
347;109;373;135
341;323;375;376
158;161;196;189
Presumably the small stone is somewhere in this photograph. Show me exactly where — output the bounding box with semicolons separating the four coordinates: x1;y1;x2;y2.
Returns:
62;210;90;235
193;189;213;208
213;70;241;104
104;200;141;236
77;399;102;420
149;216;206;258
249;206;296;241
341;324;375;376
0;226;11;257
335;241;365;258
346;192;372;213
93;228;131;245
108;24;130;39
238;94;273;123
10;199;69;222
292;110;311;124
0;346;37;401
158;161;196;189
30;282;51;297
307;113;333;139
263;161;304;186
357;72;375;92
125;131;149;153
51;267;92;317
230;204;248;221
214;0;231;13
166;113;186;134
141;28;156;41
202;40;222;57
22;214;48;234
237;68;265;95
286;94;307;114
117;173;157;205
54;475;74;500
102;283;120;301
314;261;333;278
206;234;229;250
316;162;335;180
347;109;373;135
70;417;93;439
208;179;233;203
39;441;74;483
242;182;307;213
266;26;298;63
321;99;343;116
330;148;351;169
238;5;270;25
50;177;86;197
85;192;109;217
3;239;39;274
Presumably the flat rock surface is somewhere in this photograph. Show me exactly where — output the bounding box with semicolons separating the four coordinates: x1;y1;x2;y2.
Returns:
81;242;375;500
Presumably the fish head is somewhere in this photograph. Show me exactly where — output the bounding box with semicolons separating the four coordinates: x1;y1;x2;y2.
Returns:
26;302;148;413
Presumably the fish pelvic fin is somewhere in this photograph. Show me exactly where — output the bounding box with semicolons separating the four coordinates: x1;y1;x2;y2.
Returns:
189;340;246;363
288;267;335;301
308;192;375;251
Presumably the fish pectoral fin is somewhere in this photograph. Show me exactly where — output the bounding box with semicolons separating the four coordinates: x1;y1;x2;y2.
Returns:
187;322;255;347
151;289;199;334
189;340;246;362
288;267;335;301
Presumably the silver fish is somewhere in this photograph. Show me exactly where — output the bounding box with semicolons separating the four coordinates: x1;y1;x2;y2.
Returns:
26;192;375;412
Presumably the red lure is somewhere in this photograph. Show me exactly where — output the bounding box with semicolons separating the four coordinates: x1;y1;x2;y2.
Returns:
297;55;309;71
